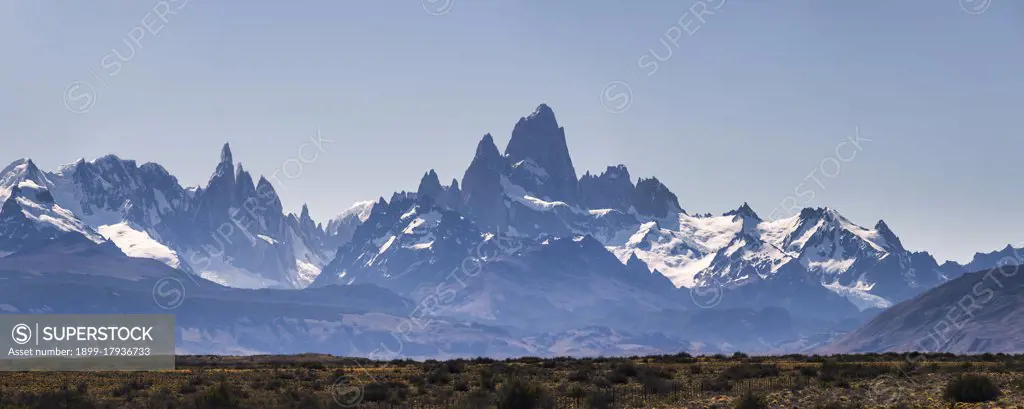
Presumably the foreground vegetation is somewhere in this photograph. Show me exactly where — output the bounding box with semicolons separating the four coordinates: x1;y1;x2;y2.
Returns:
1;353;1024;408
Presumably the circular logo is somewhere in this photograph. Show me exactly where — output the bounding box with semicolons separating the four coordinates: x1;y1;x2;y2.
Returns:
422;0;454;16
331;376;364;407
152;277;186;310
998;256;1023;278
960;0;992;14
12;323;31;345
63;80;97;114
690;282;724;309
600;81;634;114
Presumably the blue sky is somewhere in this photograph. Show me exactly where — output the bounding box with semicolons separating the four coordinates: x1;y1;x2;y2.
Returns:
1;0;1021;262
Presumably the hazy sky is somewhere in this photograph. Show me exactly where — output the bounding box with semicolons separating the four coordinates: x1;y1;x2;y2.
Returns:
1;1;1021;263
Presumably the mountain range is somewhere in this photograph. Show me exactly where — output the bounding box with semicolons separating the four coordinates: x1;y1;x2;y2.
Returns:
1;103;1020;356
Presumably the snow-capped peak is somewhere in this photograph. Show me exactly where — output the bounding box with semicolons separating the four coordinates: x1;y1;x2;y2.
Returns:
0;183;106;247
0;144;344;290
330;200;375;226
723;202;760;221
0;159;50;204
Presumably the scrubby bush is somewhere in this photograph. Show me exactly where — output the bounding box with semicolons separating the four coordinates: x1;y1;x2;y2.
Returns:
567;368;591;382
362;381;410;403
427;365;454;384
637;367;676;395
720;363;780;381
605;370;629;385
478;368;498;391
0;384;103;409
944;374;1001;403
459;388;493;409
733;391;768;409
111;377;152;398
611;361;638;378
495;378;554;409
194;381;243;409
798;366;818;377
585;389;615;409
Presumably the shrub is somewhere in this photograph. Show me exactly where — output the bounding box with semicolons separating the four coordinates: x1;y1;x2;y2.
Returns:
567;368;591;382
944;374;1001;403
585;390;615;409
446;360;467;374
605;370;629;385
0;386;102;409
611;361;638;378
495;378;554;409
640;366;674;379
427;366;454;384
478;368;498;391
194;382;242;409
179;383;199;395
819;359;840;381
363;381;410;403
460;388;493;409
564;385;586;398
733;391;768;409
637;369;675;395
720;363;780;381
111;378;152;398
146;387;178;409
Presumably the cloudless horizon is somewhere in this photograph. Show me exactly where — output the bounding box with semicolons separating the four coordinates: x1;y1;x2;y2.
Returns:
2;1;1022;263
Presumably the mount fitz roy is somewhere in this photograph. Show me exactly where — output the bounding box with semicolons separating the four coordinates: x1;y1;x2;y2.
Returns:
312;103;957;317
0;103;1012;356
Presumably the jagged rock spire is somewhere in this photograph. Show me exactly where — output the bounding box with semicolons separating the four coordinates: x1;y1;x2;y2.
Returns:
255;176;279;202
220;143;233;164
234;164;256;202
417;169;444;201
580;165;634;211
474;134;501;162
461;134;508;232
194;143;238;227
504;104;579;203
633;177;684;218
874;220;904;251
724;202;760;221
